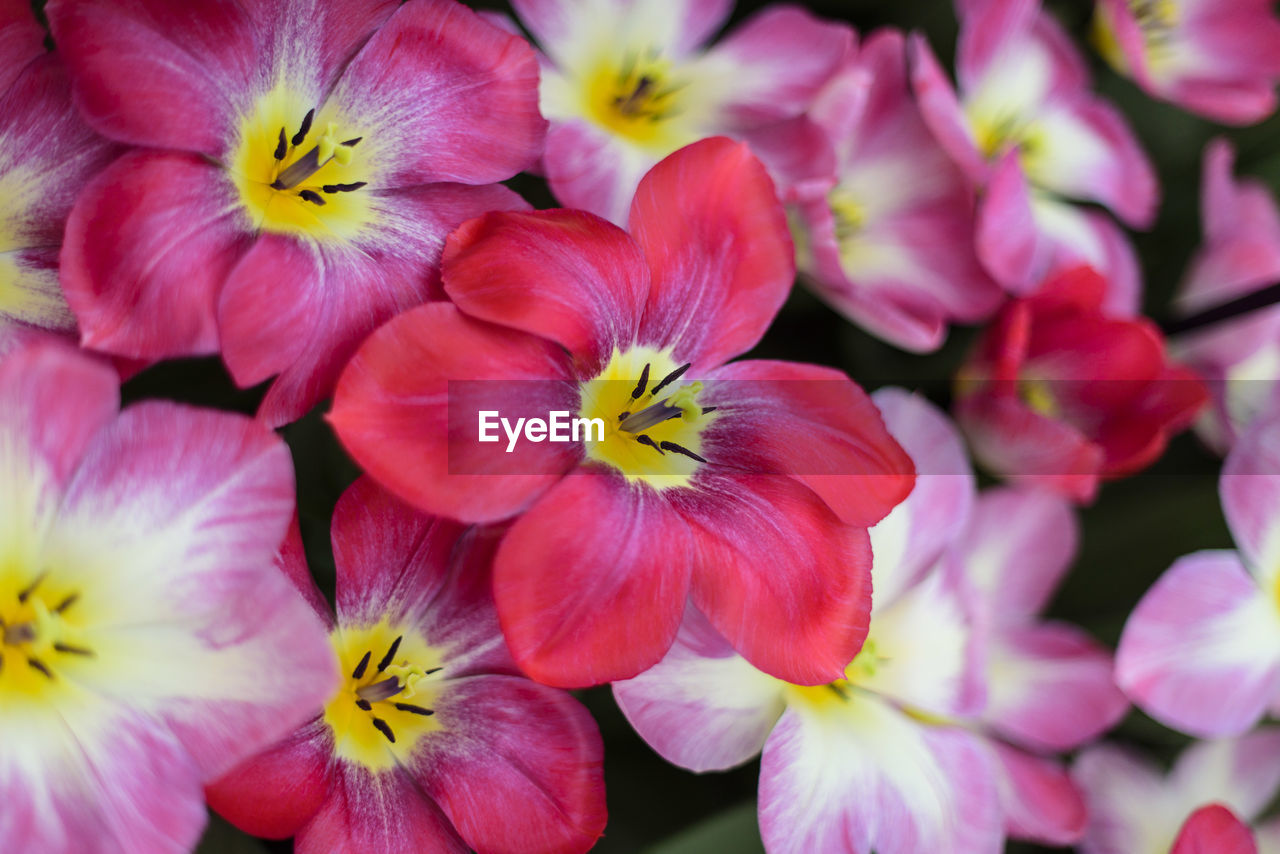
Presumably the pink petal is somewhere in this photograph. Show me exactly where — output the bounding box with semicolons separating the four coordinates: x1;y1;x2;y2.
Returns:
907;33;987;184
1172;805;1258;854
1074;744;1170;854
61;150;251;359
408;674;607;854
493;471;693;687
990;742;1087;846
613;604;787;772
542;119;657;227
984;622;1127;752
758;701;1002;854
295;762;466;854
630;137;794;369
868;387;975;607
329;301;579;524
1221;410;1280;583
1169;729;1280;823
0;0;42;93
955;486;1079;622
512;0;731;62
976;151;1039;290
331;0;544;186
700;360;916;528
206;719;334;839
1116;550;1280;737
680;472;872;687
442;208;649;369
955;0;1038;92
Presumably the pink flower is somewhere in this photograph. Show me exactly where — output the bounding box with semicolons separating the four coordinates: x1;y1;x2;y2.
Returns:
1173;139;1280;453
953;486;1127;845
613;390;1004;854
47;0;545;426
783;29;1003;352
910;0;1154;299
331;138;914;688
1075;731;1280;854
0;0;120;351
1092;0;1280;125
956;266;1207;503
513;0;852;224
1116;409;1280;736
207;478;606;854
0;337;336;853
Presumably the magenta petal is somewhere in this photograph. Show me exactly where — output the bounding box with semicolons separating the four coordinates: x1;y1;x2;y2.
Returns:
1172;805;1258;854
631;137;794;368
0;0;42;93
542;119;657;226
332;0;544;186
908;33;987;185
512;0;731;62
1221;411;1280;579
61;151;251;359
976;151;1039;290
409;674;606;854
1116;550;1280;737
990;742;1086;846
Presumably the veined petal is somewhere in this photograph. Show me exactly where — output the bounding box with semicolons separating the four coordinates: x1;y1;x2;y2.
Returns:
1169;729;1280;824
680;472;873;687
989;742;1086;846
408;674;606;854
61;151;251;359
1172;805;1258;854
984;623;1126;752
1116;550;1280;737
332;0;544;187
541;118;663;227
494;471;693;687
758;700;1002;854
330;302;579;524
442;208;650;369
613;604;787;772
1221;411;1280;590
0;0;43;94
511;0;731;65
631;137;794;369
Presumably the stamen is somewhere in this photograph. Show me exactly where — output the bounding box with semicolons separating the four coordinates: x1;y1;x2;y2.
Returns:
341;137;363;147
828;683;850;700
636;434;664;455
17;571;47;603
355;699;372;711
701;407;718;415
298;189;326;206
377;636;402;673
393;702;434;716
649;363;690;397
274;128;288;161
631;363;651;400
423;666;443;676
321;182;367;194
619;400;683;433
659;441;706;463
52;643;93;657
54;593;79;614
352;651;371;680
27;657;53;679
371;717;396;743
356;676;403;703
291;108;315;147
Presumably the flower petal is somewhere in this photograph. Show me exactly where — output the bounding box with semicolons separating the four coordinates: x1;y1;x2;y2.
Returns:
975;151;1039;290
61;150;251;359
990;742;1086;846
758;700;1002;854
541;118;659;226
332;0;544;186
1170;728;1280;823
0;0;42;94
908;33;987;184
631;137;794;368
1074;744;1168;854
330;301;579;524
1116;550;1280;737
679;472;872;687
494;471;692;687
409;674;606;854
442;208;650;369
1171;805;1258;854
613;604;787;772
512;0;731;63
1221;411;1280;588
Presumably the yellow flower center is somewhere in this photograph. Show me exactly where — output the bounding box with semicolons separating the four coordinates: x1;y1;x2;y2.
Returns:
577;346;717;490
322;620;444;771
829;188;866;243
1092;0;1180;74
583;50;693;150
785;638;891;709
1020;378;1060;418
228;81;375;242
0;569;91;702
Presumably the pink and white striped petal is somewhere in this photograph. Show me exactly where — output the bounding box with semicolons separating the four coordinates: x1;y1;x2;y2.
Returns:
989;742;1086;846
1221;411;1280;589
1075;744;1178;854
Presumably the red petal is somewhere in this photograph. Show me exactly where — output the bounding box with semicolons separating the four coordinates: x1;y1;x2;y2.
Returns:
1172;805;1258;854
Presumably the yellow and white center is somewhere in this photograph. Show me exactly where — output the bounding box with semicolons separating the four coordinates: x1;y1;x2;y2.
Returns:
786;638;892;710
1092;0;1181;74
580;50;695;151
0;568;92;704
577;346;717;490
322;620;444;771
228;82;375;242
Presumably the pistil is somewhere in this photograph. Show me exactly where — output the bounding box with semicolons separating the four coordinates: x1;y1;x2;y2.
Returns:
345;635;440;744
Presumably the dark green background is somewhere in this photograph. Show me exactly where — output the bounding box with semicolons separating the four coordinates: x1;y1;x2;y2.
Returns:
34;0;1273;850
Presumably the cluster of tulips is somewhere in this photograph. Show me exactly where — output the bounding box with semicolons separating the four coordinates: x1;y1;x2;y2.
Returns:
4;0;1280;851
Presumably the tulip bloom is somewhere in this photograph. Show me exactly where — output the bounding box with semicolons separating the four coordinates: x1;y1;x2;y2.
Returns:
1092;0;1280;125
954;487;1127;845
615;389;1004;854
513;0;852;224
332;138;914;688
956;266;1207;503
1173;139;1280;453
47;0;544;426
1117;410;1280;736
0;338;336;852
208;478;606;854
1075;731;1280;854
0;0;119;350
911;0;1153;299
784;29;1002;353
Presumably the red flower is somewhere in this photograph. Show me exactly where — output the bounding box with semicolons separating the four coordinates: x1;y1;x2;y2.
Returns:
956;266;1207;503
331;138;914;688
207;478;607;854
